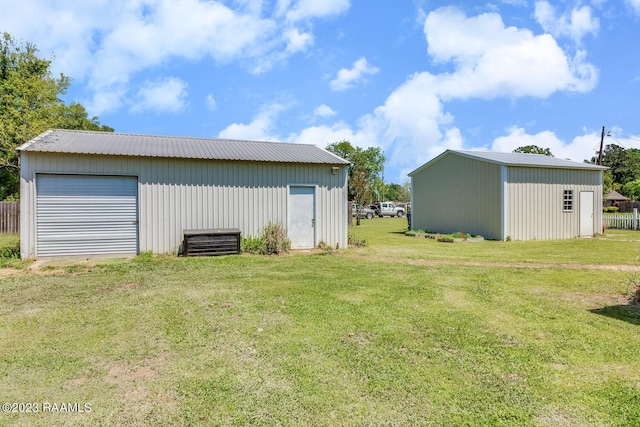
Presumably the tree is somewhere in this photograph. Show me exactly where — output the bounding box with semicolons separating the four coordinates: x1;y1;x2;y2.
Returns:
0;32;112;199
602;169;618;198
384;181;410;202
589;144;640;188
622;180;640;201
326;140;385;223
513;145;553;156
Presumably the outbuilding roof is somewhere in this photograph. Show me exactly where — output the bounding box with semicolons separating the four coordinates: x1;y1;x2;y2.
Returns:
17;129;350;165
409;149;607;176
605;190;628;201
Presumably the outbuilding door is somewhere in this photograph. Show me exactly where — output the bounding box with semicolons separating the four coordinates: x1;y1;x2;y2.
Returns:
36;174;138;257
579;191;594;237
288;186;315;249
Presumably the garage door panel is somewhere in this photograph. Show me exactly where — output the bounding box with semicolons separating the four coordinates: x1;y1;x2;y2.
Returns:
37;213;137;222
35;242;138;257
36;175;138;258
37;228;137;240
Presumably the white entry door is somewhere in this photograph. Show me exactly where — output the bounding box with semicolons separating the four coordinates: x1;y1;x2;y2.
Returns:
288;186;315;249
579;191;594;237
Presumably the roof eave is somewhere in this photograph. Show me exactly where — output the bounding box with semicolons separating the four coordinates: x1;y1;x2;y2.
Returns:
410;149;608;175
18;149;349;165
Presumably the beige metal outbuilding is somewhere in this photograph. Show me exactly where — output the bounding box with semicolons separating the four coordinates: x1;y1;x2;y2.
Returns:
408;150;607;241
18;130;349;259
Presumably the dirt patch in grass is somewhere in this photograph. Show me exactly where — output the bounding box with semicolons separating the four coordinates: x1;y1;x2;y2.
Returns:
115;282;142;291
558;291;627;307
0;268;24;278
101;352;178;417
105;364;156;384
103;353;169;389
535;406;588;427
66;376;90;389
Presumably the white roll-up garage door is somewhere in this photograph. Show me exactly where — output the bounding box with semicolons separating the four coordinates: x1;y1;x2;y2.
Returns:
36;174;138;258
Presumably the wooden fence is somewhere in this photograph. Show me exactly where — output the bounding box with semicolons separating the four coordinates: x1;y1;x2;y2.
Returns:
603;212;639;230
0;202;19;234
612;201;640;213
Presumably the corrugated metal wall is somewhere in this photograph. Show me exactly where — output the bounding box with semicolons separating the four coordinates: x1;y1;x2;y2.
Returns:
410;153;603;241
20;153;348;258
506;167;602;240
411;154;502;239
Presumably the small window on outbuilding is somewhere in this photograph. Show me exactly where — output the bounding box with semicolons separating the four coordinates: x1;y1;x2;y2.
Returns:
563;190;573;211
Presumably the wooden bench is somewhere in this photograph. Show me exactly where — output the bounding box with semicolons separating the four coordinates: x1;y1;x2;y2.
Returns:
182;228;241;256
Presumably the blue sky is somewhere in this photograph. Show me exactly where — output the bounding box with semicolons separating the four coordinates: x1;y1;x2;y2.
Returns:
1;0;639;183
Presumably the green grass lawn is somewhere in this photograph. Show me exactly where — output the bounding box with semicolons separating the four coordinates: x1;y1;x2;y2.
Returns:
352;218;640;266
1;223;639;426
0;234;18;247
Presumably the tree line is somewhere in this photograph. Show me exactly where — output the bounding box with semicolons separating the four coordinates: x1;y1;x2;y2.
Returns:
0;32;113;200
588;144;640;201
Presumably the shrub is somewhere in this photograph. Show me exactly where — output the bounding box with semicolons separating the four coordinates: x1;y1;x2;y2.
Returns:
603;206;619;213
317;241;334;254
260;223;290;255
348;229;367;247
241;236;265;253
0;239;20;259
406;229;426;236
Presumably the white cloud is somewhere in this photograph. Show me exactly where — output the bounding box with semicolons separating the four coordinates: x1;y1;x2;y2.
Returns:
234;0;264;14
284;28;314;53
491;127;604;163
313;104;337;118
534;1;599;44
131;77;188;114
291;122;360;146
87;0;275;110
221;6;601;183
425;6;598;99
284;0;351;22
205;94;217;111
344;6;597;178
329;57;380;91
218;103;287;141
0;0;350;115
626;0;640;14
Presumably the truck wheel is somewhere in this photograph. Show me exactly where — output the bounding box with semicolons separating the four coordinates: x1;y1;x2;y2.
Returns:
366;212;373;219
397;211;404;218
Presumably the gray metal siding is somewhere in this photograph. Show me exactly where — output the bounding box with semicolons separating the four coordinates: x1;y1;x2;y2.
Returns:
506;167;603;240
410;154;502;239
20;152;347;258
36;174;138;257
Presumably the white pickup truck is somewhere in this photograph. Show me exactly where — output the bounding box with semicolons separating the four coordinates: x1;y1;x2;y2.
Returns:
373;202;405;218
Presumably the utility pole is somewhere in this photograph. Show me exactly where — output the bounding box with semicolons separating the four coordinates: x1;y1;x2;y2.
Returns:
597;126;605;165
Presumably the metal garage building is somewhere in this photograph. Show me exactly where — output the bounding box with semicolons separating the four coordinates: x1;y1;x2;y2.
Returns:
409;150;607;241
18;129;349;259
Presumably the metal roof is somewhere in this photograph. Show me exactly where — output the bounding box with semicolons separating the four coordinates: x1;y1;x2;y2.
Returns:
409;149;608;176
17;129;350;165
